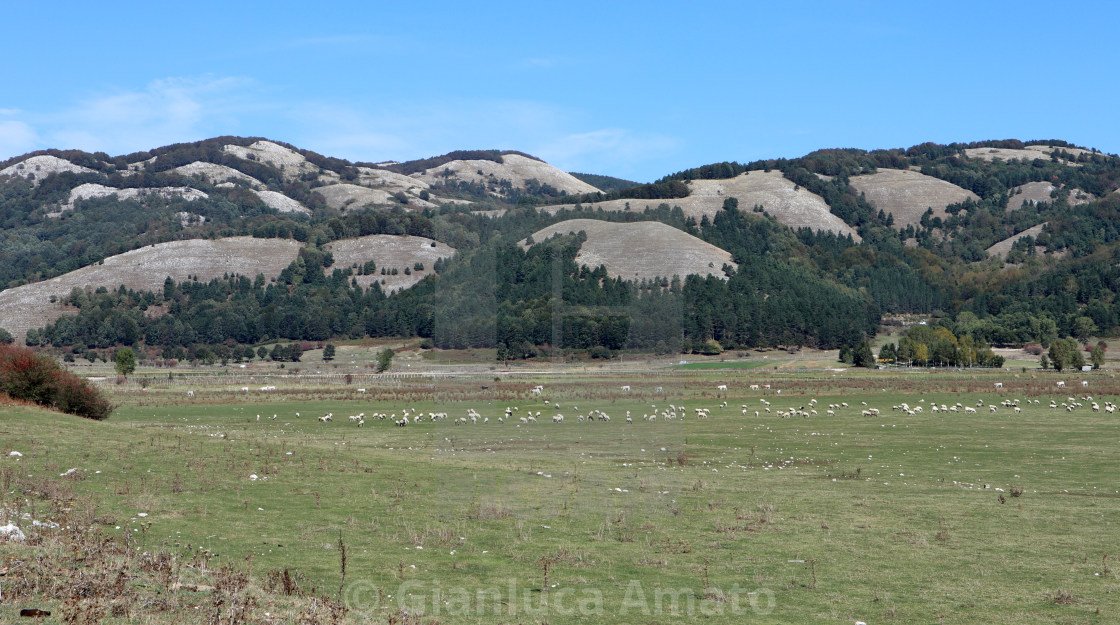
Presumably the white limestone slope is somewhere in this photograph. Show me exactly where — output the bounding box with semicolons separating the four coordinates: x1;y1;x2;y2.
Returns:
523;219;736;282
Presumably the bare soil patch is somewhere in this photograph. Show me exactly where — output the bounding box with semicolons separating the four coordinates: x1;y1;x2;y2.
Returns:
523;219;735;281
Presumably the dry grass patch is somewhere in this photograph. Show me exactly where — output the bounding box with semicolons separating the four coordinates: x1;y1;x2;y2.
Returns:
0;237;303;342
985;223;1047;260
1007;181;1093;211
848;168;978;228
524;219;735;281
544;171;860;240
963;145;1094;163
413;154;600;197
171;161;263;187
0;155;97;185
326;234;455;292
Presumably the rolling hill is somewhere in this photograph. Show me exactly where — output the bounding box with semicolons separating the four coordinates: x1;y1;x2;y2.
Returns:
3;136;1120;357
523;219;736;281
543;170;861;241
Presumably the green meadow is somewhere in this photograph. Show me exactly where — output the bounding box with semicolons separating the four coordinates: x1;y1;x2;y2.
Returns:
1;368;1117;623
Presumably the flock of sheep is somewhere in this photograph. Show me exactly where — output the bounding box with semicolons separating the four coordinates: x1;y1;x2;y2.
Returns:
210;379;1114;430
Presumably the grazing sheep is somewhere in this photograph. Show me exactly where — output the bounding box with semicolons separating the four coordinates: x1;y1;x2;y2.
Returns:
318;414;333;423
717;384;728;391
994;382;1003;389
186;390;195;398
621;385;631;391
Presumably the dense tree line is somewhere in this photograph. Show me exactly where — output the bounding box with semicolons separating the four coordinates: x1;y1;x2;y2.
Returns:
872;324;1004;368
568;172;641;193
27;216;880;357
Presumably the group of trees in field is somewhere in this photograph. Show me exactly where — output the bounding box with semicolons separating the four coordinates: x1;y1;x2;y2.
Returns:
840;323;1005;369
1040;338;1106;371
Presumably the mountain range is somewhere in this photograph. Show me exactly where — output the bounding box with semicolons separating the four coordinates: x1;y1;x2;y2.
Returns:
1;136;1118;360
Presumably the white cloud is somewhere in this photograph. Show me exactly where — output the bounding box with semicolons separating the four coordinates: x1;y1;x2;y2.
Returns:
290;98;573;164
0;82;675;180
47;76;255;153
534;128;678;177
0;76;261;160
0;120;39;159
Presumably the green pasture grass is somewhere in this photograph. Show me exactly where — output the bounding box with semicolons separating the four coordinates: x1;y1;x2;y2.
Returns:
2;370;1118;623
674;360;770;370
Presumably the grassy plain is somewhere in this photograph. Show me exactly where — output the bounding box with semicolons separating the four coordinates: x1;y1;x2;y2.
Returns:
1;359;1118;624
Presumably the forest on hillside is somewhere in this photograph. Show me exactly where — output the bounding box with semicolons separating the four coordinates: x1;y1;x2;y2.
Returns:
4;138;1120;363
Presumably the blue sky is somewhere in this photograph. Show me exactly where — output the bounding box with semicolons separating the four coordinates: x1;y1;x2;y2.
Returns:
2;1;1117;182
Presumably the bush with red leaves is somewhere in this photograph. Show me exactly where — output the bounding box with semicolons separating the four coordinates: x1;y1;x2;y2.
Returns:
0;344;113;420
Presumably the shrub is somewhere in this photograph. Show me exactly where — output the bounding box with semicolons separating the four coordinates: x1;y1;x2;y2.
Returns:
0;344;113;420
55;375;113;420
0;345;61;405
